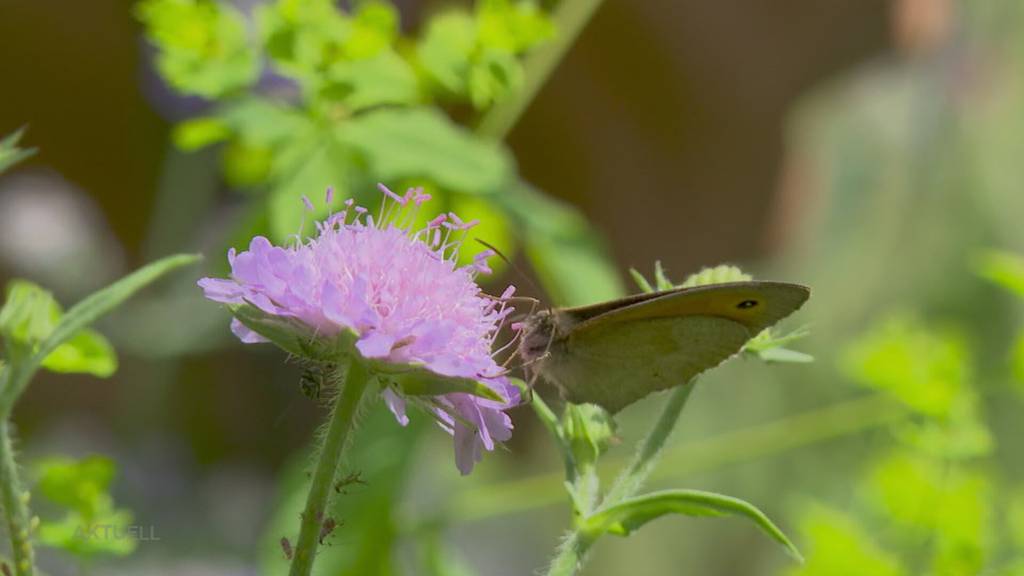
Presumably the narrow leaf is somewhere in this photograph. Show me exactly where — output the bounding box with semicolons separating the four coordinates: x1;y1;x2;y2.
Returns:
584;489;803;562
0;254;200;412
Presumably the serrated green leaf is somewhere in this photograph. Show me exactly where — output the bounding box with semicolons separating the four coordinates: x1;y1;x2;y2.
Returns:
1;281;117;377
1011;331;1024;393
339;107;511;193
974;250;1024;299
477;0;555;54
584;489;802;562
137;0;259;98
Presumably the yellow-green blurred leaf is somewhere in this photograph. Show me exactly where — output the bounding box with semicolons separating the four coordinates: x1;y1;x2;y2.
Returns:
842;315;969;417
787;504;904;576
41;329;117;378
975;250;1024;299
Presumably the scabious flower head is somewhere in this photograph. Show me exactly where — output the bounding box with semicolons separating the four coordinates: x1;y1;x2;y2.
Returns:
198;185;519;474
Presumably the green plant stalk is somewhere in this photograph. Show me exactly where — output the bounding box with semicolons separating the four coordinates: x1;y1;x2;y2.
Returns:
476;0;606;140
545;383;695;576
289;359;371;576
0;421;34;576
603;383;695;505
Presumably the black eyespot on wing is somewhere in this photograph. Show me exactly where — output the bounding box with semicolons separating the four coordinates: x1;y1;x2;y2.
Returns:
737;299;759;309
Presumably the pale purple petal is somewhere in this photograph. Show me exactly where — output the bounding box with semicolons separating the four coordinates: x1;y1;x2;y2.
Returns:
382;388;409;426
230;318;269;343
199;186;519;474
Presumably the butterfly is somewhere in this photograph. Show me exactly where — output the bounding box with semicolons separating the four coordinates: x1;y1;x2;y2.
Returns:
517;281;810;413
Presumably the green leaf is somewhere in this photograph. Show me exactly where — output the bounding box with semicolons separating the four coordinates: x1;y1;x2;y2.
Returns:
744;326;815;364
841;314;970;417
1011;331;1024;394
323;50;419;111
1010;487;1024;548
339;107;511;193
35;456;116;517
476;0;555;54
786;504;905;576
35;455;136;558
171;116;231;151
382;365;505;402
41;329;117;378
467;50;523;109
501;183;623;306
268;131;355;240
221;97;312;148
868;452;991;552
584;489;802;562
974;250;1024;299
0;254;200;413
418;11;476;96
0;281;117;377
0;127;36;173
136;0;259;98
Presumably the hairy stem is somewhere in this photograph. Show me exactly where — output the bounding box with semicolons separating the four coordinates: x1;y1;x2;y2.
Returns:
546;531;593;576
289;359;370;576
603;382;695;505
476;0;606;140
0;421;34;576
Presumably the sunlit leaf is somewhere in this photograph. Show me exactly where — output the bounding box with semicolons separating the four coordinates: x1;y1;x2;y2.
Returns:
41;329;117;378
339;107;511;194
786;504;904;576
501;183;622;306
323;50;419;111
841;314;969;417
418;11;476;96
172;116;230;151
35;455;136;558
1;281;117;377
584;489;802;562
137;0;259;98
974;250;1024;299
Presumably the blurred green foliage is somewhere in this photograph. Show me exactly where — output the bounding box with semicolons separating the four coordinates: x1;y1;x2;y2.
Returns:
34;456;136;559
0;280;117;378
138;0;620;305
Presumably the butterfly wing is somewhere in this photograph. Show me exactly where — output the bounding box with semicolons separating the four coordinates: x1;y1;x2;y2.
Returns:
545;282;809;413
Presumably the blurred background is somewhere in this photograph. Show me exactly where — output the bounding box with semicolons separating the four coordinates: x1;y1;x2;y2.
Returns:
1;0;1023;574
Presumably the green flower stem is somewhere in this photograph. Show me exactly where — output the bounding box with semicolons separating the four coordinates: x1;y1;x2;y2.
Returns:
603;383;695;506
546;531;593;576
476;0;606;140
545;383;695;576
0;421;33;576
289;359;371;576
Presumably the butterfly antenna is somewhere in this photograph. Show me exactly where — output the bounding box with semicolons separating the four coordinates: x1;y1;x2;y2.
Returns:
474;238;546;296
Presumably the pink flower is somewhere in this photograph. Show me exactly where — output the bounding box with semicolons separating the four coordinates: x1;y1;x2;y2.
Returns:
198;185;518;474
